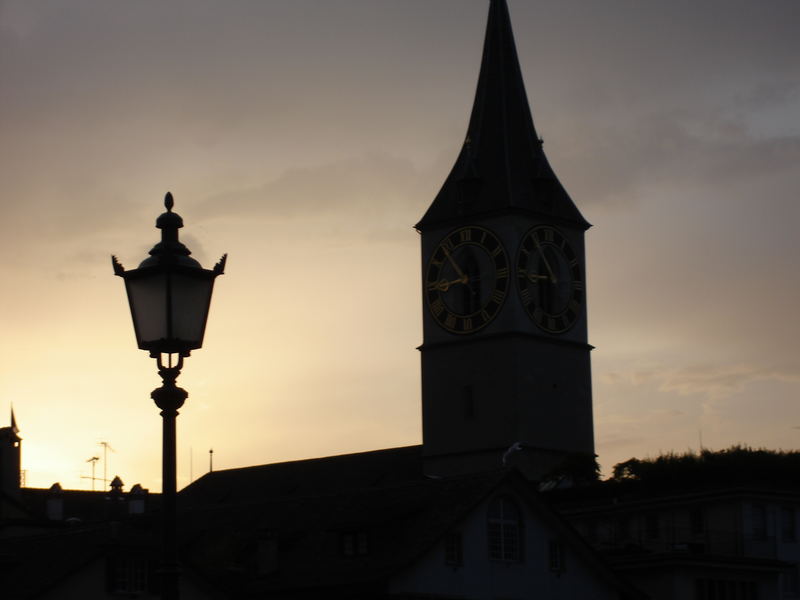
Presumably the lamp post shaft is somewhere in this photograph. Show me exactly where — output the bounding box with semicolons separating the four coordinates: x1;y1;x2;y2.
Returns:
160;406;179;600
152;361;187;600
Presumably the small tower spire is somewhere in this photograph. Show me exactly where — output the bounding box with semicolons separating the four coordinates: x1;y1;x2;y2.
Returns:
416;0;588;231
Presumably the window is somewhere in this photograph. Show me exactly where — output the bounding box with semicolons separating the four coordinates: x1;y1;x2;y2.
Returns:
752;504;767;540
784;566;800;597
462;385;475;420
341;531;368;557
548;539;564;573
584;519;598;543
107;556;148;595
645;513;660;539
690;507;705;535
257;532;278;575
488;496;522;562
616;516;630;542
695;578;758;600
782;507;797;542
444;531;463;566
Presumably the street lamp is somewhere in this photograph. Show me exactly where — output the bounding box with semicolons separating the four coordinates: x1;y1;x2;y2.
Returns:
112;192;225;600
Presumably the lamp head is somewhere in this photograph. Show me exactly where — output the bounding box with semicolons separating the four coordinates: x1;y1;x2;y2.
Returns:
112;192;226;357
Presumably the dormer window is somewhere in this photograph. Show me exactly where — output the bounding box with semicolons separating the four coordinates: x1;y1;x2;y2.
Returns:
46;482;64;521
487;496;522;562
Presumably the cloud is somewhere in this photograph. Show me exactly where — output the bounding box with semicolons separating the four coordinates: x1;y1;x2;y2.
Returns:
661;365;800;401
602;363;800;402
551;104;800;212
196;152;434;229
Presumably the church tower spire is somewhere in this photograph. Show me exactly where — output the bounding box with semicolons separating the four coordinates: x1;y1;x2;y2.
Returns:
416;0;588;232
418;0;595;481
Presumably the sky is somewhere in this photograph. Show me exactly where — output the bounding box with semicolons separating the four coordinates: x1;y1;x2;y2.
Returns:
1;0;798;492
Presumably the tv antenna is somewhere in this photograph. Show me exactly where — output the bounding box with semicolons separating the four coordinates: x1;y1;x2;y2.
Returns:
98;441;115;487
81;456;101;491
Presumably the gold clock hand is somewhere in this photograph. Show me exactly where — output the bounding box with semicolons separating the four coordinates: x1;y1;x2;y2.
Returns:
533;237;558;284
427;276;470;292
442;246;468;281
523;271;550;283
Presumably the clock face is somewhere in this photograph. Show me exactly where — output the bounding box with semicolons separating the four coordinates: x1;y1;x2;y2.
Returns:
426;226;509;334
516;225;584;333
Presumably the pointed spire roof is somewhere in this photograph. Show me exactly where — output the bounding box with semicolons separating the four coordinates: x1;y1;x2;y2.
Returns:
1;406;20;442
416;0;588;231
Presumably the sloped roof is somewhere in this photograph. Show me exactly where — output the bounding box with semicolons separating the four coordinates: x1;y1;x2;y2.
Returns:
181;445;425;507
416;0;588;231
16;486;160;524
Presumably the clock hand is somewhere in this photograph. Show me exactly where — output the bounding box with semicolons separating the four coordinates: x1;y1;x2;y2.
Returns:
442;246;468;281
427;276;470;292
521;270;549;283
532;237;558;284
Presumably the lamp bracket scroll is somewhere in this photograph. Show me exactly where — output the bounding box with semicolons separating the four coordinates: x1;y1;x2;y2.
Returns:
213;253;227;276
112;255;126;276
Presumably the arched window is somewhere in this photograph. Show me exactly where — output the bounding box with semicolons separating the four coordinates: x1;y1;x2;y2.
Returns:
487;496;523;562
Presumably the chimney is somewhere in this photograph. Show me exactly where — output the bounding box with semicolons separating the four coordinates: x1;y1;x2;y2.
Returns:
46;483;64;521
127;483;148;515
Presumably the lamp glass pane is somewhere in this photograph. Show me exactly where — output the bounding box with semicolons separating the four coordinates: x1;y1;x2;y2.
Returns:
126;273;168;346
169;272;214;348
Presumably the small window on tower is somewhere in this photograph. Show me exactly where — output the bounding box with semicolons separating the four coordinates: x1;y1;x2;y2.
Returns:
462;385;475;420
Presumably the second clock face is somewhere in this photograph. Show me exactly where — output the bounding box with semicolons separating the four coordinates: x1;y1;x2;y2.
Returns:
516;225;584;333
426;226;509;334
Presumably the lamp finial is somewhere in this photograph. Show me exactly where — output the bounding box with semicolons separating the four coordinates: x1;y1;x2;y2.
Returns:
165;192;174;212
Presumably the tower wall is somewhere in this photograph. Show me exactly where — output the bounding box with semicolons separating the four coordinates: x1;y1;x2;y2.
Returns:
0;427;21;497
421;335;593;478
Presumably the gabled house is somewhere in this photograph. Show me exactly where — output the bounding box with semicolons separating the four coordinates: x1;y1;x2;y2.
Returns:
178;446;643;599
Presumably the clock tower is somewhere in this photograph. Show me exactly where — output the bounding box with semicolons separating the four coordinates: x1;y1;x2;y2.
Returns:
418;0;594;480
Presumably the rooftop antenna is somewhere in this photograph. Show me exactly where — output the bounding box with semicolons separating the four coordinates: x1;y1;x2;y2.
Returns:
209;448;214;473
98;441;115;486
83;456;101;491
